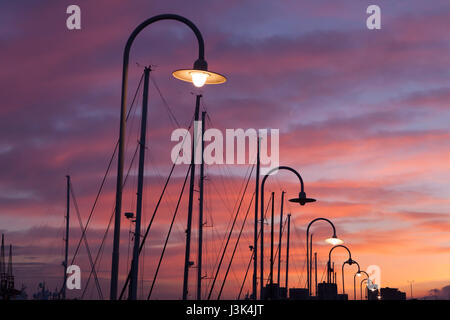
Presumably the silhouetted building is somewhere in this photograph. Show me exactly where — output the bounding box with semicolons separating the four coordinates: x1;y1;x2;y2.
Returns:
379;287;406;300
367;288;379;300
289;288;309;300
279;287;287;299
263;283;280;300
317;282;338;300
262;284;288;300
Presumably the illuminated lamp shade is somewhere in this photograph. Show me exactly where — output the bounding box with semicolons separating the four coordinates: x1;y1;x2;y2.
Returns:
173;69;226;87
173;58;226;87
173;58;226;89
325;235;344;246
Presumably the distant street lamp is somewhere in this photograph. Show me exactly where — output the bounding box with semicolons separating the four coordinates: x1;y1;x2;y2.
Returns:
354;270;369;300
110;14;226;300
306;218;343;296
341;258;359;296
326;245;352;283
359;278;369;300
260;166;315;299
359;272;376;300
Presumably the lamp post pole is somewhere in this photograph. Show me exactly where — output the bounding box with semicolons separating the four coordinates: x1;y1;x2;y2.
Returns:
260;166;315;299
110;14;208;300
306;218;341;296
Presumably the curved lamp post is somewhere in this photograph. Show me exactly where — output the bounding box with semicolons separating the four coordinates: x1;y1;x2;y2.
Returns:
354;270;368;300
110;14;226;300
360;272;377;300
360;278;368;300
327;245;353;284
341;258;359;296
306;218;343;296
260;166;315;299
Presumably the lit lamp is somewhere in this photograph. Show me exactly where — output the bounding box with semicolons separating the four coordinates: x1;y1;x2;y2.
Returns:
259;166;315;299
325;235;344;246
341;258;359;296
306;218;343;296
173;60;226;87
110;13;227;301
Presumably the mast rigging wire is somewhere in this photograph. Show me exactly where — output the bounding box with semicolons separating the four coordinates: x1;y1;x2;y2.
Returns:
207;164;255;300
147;164;191;299
69;182;104;299
69;72;144;267
118;112;194;299
81;143;139;299
237;198;271;299
217;191;255;299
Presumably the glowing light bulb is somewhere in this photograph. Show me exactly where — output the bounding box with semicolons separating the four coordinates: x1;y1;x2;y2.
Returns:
357;272;362;277
325;237;344;246
191;71;208;87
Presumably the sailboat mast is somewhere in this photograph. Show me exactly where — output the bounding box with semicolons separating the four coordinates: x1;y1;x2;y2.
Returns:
62;175;70;299
129;66;151;300
197;111;206;300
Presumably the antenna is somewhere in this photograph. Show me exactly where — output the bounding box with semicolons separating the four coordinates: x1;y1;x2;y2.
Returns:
407;280;414;299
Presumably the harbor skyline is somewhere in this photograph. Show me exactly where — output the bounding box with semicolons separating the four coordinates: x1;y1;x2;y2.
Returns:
0;0;449;299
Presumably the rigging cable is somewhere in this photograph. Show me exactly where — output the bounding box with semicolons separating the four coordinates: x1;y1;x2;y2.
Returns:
217;191;255;299
69;181;103;299
237;197;271;300
118;120;194;300
265;217;288;286
81;143;139;299
118;69;198;299
206;163;255;300
147;164;191;299
69;72;144;266
237;249;254;300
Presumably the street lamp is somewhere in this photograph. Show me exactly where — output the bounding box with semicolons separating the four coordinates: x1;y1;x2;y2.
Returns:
354;270;369;300
326;245;353;283
359;274;377;300
259;166;315;299
361;278;368;300
110;14;226;300
341;258;359;296
173;68;226;87
306;218;343;296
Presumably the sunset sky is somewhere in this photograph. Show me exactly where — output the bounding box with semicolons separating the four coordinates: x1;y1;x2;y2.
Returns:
0;0;449;300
